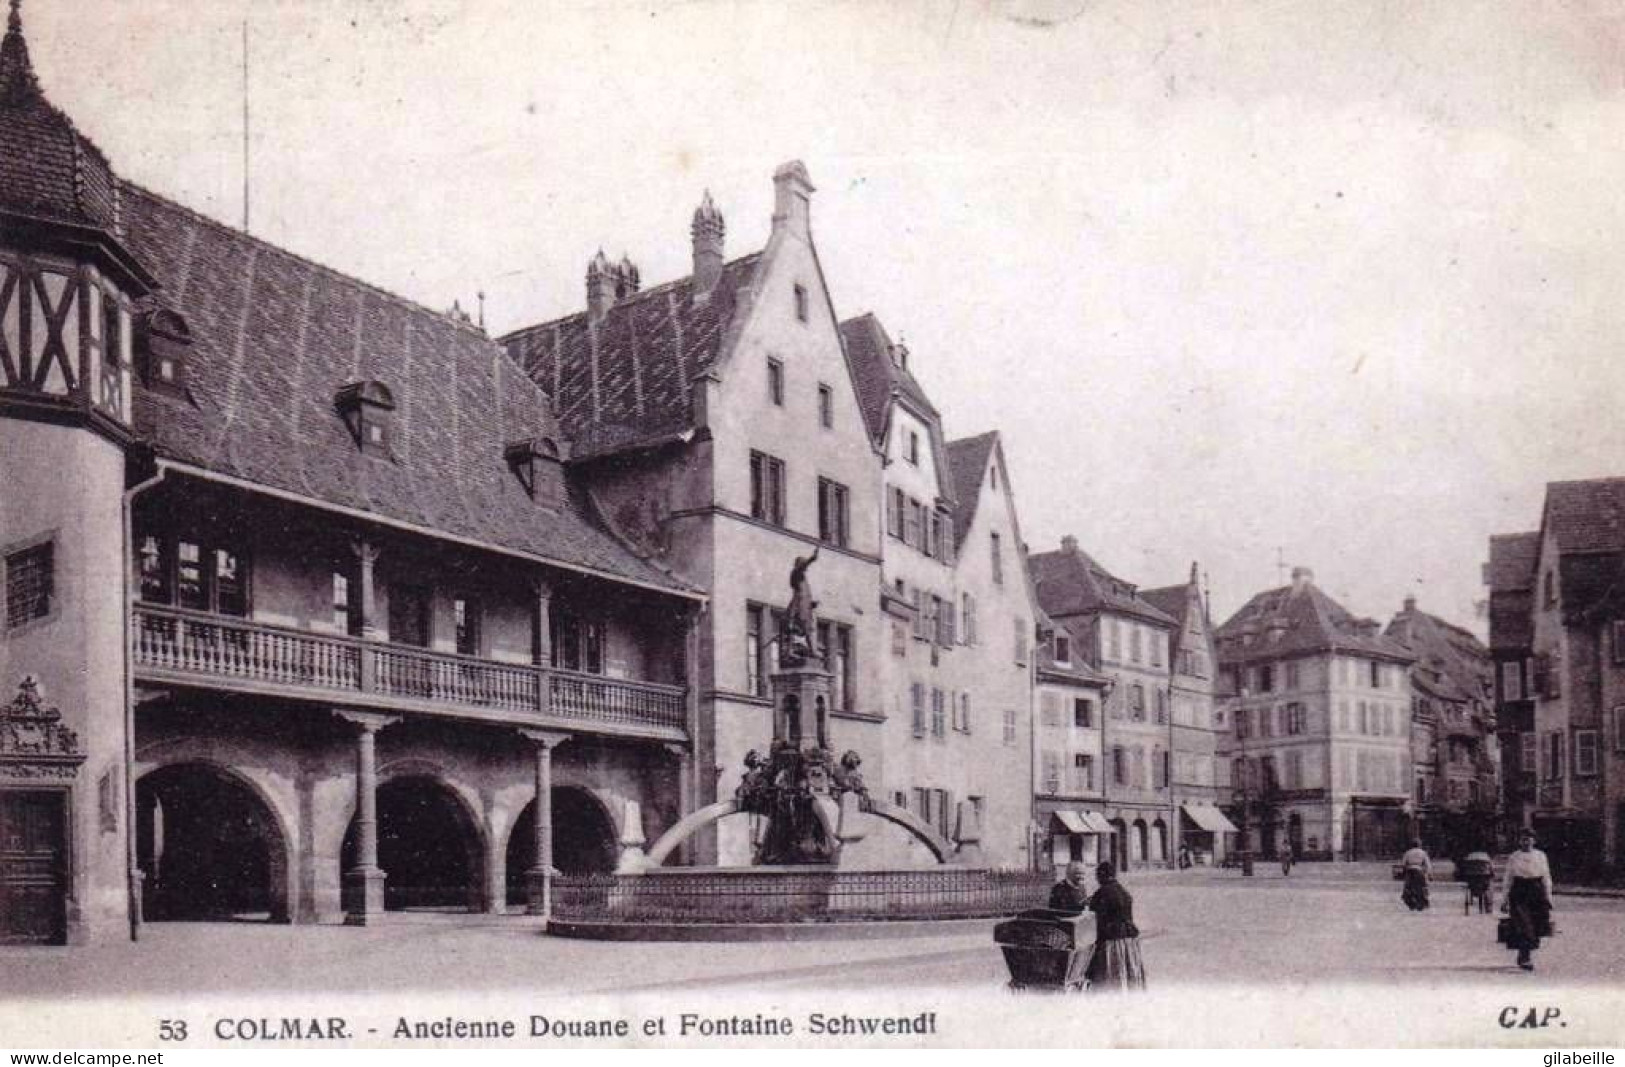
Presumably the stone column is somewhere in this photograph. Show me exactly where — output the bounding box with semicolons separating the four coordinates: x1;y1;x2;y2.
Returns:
336;710;398;925
350;539;383;693
532;579;554;716
663;742;693;866
520;729;571;917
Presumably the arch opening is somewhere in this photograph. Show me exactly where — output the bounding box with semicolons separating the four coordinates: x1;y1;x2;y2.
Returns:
136;762;290;923
505;787;619;905
343;776;482;912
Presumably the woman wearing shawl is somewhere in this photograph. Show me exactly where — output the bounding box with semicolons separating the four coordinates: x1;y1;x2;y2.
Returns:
1083;862;1146;992
1400;839;1431;911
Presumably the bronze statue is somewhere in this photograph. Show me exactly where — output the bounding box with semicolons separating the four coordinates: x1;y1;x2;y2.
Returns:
781;546;821;662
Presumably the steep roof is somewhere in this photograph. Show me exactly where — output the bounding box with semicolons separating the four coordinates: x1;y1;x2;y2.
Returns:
499;254;761;459
839;313;939;444
1141;573;1208;662
120;185;691;594
1487;532;1540;593
1385;601;1491;706
1215;575;1413;667
945;431;997;539
1030;541;1178;628
0;2;120;235
1543;477;1625;554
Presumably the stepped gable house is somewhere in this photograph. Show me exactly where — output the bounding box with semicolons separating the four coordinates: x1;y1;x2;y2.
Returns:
501;166;891;866
0;1;703;943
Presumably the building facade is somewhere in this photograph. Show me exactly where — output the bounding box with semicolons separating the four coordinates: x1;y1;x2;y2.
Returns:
1488;478;1625;880
0;5;703;944
1486;531;1540;840
1385;596;1497;859
1032;537;1185;869
1214;568;1414;861
1032;629;1113;872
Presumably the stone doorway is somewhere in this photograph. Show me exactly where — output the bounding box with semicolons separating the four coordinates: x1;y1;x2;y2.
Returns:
136;763;290;923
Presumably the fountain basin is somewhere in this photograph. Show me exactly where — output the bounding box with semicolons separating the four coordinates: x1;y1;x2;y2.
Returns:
547;867;1049;941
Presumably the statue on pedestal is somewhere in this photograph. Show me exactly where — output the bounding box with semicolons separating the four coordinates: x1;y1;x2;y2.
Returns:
780;546;821;664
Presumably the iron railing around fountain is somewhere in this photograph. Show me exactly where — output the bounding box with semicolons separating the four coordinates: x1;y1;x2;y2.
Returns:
551;868;1052;923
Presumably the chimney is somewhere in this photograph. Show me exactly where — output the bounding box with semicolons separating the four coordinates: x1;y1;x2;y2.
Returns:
586;249;614;323
890;341;910;372
614;254;640;300
771;160;815;239
1403;595;1417;613
1061;535;1079;554
691;190;725;298
1290;566;1314;592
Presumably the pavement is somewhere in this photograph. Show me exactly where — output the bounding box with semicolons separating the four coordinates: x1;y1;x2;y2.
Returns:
3;863;1622;996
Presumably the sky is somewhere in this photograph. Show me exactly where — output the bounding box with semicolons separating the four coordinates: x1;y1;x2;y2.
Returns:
28;0;1625;631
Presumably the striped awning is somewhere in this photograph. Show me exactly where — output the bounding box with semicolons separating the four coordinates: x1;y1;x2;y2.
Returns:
1182;804;1238;834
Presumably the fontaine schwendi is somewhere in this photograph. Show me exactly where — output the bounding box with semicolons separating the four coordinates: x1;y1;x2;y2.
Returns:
547;550;1047;939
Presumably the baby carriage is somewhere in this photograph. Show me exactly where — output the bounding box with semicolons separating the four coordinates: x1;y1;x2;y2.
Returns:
1460;852;1494;914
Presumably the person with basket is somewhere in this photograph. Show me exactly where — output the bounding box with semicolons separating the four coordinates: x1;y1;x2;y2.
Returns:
1499;828;1554;972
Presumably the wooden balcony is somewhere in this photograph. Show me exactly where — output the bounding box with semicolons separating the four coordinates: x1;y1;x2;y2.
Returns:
132;603;687;741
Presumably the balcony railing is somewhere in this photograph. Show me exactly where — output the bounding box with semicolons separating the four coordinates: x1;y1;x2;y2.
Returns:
133;603;686;735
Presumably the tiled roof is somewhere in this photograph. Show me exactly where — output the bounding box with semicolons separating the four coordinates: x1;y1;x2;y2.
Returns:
1544;478;1625;554
1385;603;1490;706
499;254;762;459
1036;645;1112;687
120;185;691;594
1486;532;1540;593
839;313;939;444
945;432;997;540
0;5;120;234
1214;578;1413;667
1030;542;1178;627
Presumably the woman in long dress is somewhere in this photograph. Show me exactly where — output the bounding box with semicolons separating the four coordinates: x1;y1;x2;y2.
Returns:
1084;862;1146;992
1500;827;1554;972
1399;839;1431;911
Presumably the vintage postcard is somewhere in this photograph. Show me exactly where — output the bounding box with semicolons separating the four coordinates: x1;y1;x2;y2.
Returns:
0;0;1622;1051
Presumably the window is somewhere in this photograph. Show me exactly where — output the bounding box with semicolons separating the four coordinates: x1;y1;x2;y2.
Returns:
1259;664;1274;693
453;596;481;657
389;585;431;648
748;451;786;526
1501;660;1524;702
930;688;946;737
1286;702;1306;735
552;608;604;674
990;532;1003;585
935;595;955;647
1002;706;1017;746
1260;756;1278;791
817;478;850;547
4;540;53;630
1544;731;1564;781
1129;684;1145;721
1153;688;1168;724
1285;750;1303;790
746;602;786;696
1575;730;1599;776
1151;631;1164;668
99;292;127;419
1072;753;1095;793
962;593;977;645
1014;616;1028;665
904;498;923;550
911;683;926;737
332;572;361;636
1054;633;1072;665
1236;707;1250;740
1130;625;1142;664
1073;698;1093;728
138;535;170;603
793;284;809;323
906;430;920;466
958;692;972;733
1112;746;1127;786
817;383;833;429
1370;661;1382;688
1285;661;1300;690
1520;732;1537;780
139;530;250;617
766;358;785;406
818;620;856;712
1107;619;1121;661
1042;751;1062;795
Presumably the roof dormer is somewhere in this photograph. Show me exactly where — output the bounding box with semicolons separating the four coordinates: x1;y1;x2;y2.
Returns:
335;380;395;457
504;436;564;501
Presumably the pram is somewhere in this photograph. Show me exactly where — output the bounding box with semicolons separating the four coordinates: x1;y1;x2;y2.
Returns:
1460;851;1494;914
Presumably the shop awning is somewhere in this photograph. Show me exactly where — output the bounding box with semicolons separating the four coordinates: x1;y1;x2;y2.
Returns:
1182;804;1238;834
1051;811;1089;835
1079;811;1115;834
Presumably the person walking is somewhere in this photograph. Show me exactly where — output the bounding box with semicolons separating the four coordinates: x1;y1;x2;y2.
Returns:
1048;861;1090;916
1280;840;1294;876
1400;838;1431;911
1500;828;1555;972
1083;862;1146;992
